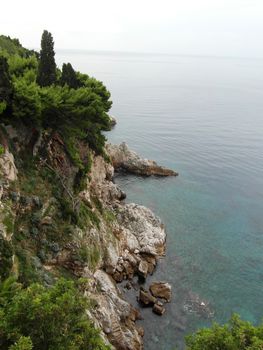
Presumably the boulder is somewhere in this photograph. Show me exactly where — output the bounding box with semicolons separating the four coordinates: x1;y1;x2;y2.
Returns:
149;282;172;302
138;260;148;279
138;288;156;306
153;301;166;316
0;149;18;182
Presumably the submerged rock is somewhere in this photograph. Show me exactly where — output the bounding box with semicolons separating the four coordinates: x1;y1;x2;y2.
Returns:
152;301;166;316
149;281;172;302
107;142;178;177
138;288;157;306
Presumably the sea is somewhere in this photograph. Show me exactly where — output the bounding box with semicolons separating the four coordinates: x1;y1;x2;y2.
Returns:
56;50;263;350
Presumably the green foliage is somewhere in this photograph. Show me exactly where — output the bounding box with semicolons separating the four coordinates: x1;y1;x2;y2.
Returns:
9;336;33;350
37;30;56;87
0;36;36;58
77;202;100;229
8;55;38;79
0;101;7;114
60;62;80;89
0;276;21;307
1;32;112;156
0;56;13;111
0;278;110;350
77;244;101;270
0;144;5;155
77;73;112;112
0;234;13;281
3;209;14;235
15;248;39;286
12;79;41;127
186;314;263;350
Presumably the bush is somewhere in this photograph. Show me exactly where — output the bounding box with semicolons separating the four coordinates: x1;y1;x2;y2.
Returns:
0;278;110;350
12;79;41;127
0;234;13;281
186;314;263;350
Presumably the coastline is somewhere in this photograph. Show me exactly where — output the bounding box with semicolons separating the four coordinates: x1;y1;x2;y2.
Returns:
0;120;176;350
84;136;176;349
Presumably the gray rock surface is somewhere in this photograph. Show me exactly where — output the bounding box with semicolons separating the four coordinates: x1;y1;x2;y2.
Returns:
107;142;178;176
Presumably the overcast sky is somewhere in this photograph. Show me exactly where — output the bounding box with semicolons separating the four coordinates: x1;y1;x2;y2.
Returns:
1;0;263;57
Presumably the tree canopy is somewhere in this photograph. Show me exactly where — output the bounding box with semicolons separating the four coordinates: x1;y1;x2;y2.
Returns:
0;56;13;113
37;30;57;87
0;278;110;350
60;62;80;89
0;31;112;159
186;314;263;350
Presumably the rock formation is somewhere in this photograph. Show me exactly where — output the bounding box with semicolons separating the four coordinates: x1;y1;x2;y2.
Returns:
107;142;178;177
0;124;172;350
149;281;172;302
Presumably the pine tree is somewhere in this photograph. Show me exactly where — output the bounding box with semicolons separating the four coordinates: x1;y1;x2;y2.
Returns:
60;63;80;89
0;56;13;108
36;30;56;87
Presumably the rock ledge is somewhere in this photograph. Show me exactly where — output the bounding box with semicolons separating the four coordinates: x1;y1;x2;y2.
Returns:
107;142;178;177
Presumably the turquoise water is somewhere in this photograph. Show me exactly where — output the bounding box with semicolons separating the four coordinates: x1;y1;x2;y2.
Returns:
57;51;263;349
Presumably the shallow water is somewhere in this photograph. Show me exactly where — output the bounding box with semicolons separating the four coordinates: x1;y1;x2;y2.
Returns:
57;51;263;349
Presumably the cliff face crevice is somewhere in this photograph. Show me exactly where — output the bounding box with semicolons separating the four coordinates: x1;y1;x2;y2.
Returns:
0;125;168;350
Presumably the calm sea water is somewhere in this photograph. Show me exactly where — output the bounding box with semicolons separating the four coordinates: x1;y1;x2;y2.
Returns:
57;51;263;349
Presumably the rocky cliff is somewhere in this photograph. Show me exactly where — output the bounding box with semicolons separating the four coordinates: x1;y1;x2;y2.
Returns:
0;125;174;350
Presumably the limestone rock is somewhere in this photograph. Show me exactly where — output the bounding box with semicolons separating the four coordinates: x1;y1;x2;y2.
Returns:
149;282;172;302
138;288;157;306
153;301;166;316
138;260;148;279
107;142;178;177
0;149;18;182
116;203;166;256
93;270;143;350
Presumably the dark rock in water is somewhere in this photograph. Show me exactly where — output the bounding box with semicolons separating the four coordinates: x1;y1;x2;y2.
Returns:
138;288;157;306
152;301;166;316
125;281;132;290
107;142;178;177
138;260;148;279
137;326;145;337
149;281;172;302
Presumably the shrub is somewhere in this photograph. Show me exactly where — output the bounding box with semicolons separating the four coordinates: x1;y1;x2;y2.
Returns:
0;234;13;281
186;314;263;350
0;278;110;350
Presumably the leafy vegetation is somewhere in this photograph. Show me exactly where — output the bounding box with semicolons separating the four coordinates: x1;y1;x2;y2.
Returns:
0;278;110;350
0;31;115;349
186;314;263;350
0;31;112;159
0;235;13;281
